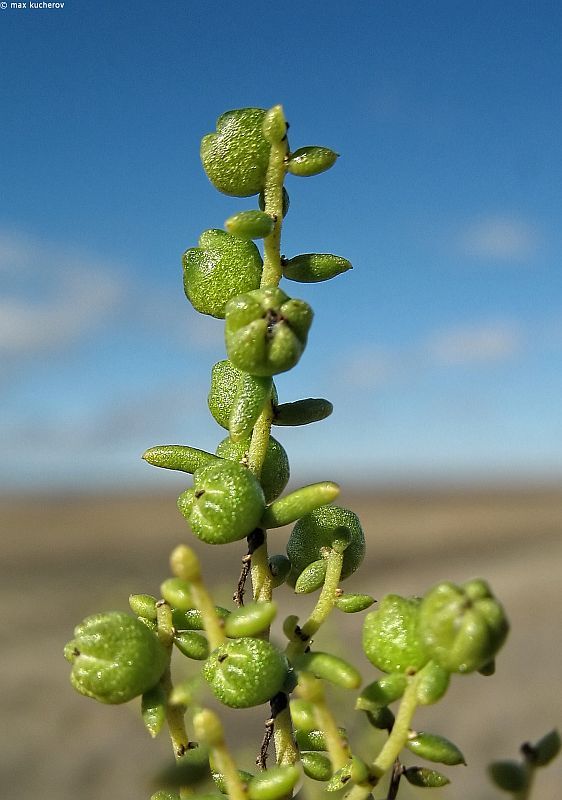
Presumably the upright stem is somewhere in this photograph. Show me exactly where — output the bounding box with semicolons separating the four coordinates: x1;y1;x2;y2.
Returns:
156;602;191;760
247;107;289;606
371;676;419;777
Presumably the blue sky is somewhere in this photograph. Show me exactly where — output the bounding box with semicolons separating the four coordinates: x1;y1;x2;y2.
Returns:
1;0;561;490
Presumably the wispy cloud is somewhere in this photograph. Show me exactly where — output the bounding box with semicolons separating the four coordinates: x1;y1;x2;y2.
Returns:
0;230;123;357
338;319;523;389
426;321;522;365
458;215;539;262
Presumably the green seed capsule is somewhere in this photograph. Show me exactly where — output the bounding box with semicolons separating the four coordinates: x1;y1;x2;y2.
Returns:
363;595;429;674
404;767;450;788
531;729;561;766
225;210;275;240
296;728;347;752
224;601;277;638
263;482;340;529
174;630;209;660
177;460;265;545
262;104;287;145
488;761;528;791
286;505;364;579
268;554;292;587
419;579;509;674
203;637;289;708
356;673;408;712
160;578;195;610
225;287;313;376
259;186;290;217
142;684;167;738
283;253;352;283
183;229;263;319
287;146;339;177
301;751;333;781
142;445;218;474
273;397;333;426
247;765;300;800
295;652;361;690
228;374;273;442
406;732;465;766
294;559;327;594
212;769;254;793
64;612;168;705
335;593;375;613
129;593;158;620
201;108;270;197
209;360;278;430
415;660;450;705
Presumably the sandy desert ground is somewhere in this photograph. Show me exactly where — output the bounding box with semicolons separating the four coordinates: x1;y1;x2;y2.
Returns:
2;486;561;799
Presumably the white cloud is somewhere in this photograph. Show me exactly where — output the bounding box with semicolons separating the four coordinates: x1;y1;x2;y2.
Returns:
0;230;123;356
458;215;539;262
426;321;522;365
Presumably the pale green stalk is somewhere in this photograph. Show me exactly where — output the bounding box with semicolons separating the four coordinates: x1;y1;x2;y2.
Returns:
156;602;191;761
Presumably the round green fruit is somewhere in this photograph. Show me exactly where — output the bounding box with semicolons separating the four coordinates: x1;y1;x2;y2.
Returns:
363;595;429;674
182;229;262;319
208;360;278;430
64;611;168;704
201;108;270;197
286;505;365;580
216;434;289;503
418;579;509;674
177;460;265;544
203;637;289;708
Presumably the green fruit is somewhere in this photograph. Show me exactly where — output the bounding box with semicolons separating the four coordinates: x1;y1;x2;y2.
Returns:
419;579;509;674
363;595;429;674
225;210;275;240
201;108;271;197
287;146;339;177
182;229;262;318
286;505;365;580
216;434;289;503
177;460;265;545
283;253;351;283
203;637;289;708
208;360;278;430
225;287;313;376
64;612;168;704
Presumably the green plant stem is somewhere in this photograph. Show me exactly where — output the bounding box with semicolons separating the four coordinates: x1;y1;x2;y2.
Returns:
211;743;249;800
190;578;226;651
286;549;343;660
247;106;288;606
273;706;300;766
156;602;191;761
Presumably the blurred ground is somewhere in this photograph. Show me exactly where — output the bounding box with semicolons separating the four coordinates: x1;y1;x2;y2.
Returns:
1;486;561;799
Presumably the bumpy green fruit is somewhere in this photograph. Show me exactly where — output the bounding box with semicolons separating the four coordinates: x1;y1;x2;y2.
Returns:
177;461;265;544
286;505;365;580
419;579;509;674
362;595;429;674
208;360;278;430
216;434;289;503
203;637;289;708
64;612;168;704
182;229;262;318
201;108;270;197
225;288;313;376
